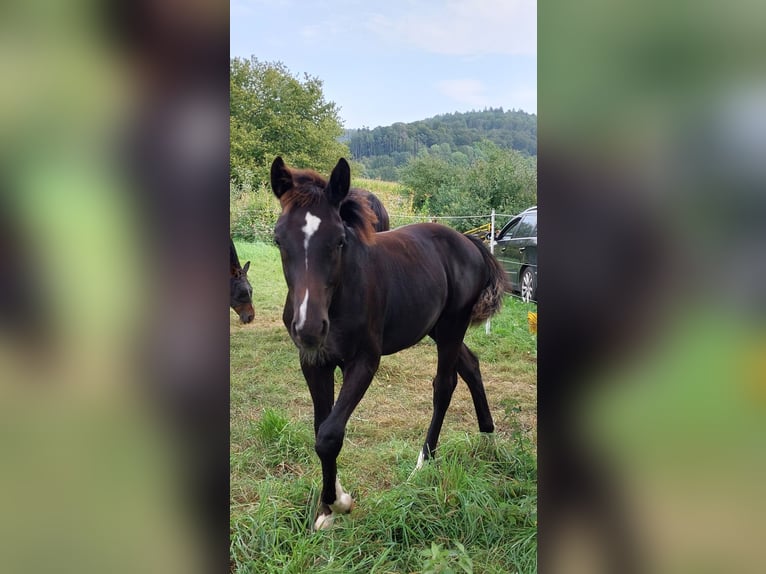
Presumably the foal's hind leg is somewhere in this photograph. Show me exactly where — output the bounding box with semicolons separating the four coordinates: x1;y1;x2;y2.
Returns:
456;343;495;433
419;338;463;466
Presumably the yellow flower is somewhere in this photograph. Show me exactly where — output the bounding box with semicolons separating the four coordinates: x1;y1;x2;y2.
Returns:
527;311;537;335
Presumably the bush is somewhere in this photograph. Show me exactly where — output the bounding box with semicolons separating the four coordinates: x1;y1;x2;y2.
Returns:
230;181;281;242
399;141;537;230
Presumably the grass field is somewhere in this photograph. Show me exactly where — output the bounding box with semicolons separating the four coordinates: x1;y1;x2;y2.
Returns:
230;239;538;573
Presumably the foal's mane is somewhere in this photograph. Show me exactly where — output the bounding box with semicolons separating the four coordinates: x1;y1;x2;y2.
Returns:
279;168;378;244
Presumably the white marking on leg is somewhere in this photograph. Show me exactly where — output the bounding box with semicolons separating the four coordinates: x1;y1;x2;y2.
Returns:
302;211;322;269
313;479;353;531
330;478;353;513
296;289;309;331
408;450;426;481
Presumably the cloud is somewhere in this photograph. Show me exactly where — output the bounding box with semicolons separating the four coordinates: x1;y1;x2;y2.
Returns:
231;0;291;14
504;86;538;113
300;24;322;40
368;0;536;57
437;79;489;107
437;79;537;114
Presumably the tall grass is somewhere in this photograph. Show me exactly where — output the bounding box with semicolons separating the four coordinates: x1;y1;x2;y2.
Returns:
231;431;536;574
230;240;537;573
230;175;500;243
231;178;428;242
230;182;282;242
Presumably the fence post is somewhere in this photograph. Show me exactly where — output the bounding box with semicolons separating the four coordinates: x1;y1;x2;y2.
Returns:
485;209;496;335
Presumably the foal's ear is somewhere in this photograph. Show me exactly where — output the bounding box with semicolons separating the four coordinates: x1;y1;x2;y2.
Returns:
326;158;351;206
271;156;293;198
242;261;250;274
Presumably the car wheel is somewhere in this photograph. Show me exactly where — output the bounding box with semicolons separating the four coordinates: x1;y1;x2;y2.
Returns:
520;267;536;302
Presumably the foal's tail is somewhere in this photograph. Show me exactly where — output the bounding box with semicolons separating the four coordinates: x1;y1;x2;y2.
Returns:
466;235;511;324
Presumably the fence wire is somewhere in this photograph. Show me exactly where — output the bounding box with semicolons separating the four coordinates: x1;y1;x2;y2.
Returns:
232;205;537;335
387;213;515;220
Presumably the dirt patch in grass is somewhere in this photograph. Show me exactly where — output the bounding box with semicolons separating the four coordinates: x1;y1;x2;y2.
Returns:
351;341;536;450
230;313;284;331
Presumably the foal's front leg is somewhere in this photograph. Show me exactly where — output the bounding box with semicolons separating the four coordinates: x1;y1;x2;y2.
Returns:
301;362;335;436
313;355;379;530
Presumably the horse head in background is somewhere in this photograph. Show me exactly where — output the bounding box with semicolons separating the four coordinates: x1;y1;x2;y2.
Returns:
230;237;254;324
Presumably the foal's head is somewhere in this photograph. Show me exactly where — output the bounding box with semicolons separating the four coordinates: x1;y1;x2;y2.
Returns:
271;157;375;353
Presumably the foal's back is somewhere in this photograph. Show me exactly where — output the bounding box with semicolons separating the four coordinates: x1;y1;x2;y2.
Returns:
366;223;490;353
374;224;487;284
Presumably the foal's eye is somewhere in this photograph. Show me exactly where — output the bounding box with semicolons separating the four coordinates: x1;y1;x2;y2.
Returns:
337;238;346;249
273;236;281;247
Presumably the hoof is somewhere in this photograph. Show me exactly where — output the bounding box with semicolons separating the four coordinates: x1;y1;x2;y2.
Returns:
313;479;354;530
313;494;354;531
314;511;335;531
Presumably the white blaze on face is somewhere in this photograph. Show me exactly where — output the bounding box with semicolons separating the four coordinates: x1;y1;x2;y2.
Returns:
296;289;309;331
295;211;321;333
302;211;322;270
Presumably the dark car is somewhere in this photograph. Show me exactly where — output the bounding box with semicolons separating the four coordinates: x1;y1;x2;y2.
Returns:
493;206;537;302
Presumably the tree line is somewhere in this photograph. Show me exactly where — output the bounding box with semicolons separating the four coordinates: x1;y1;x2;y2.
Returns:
344;108;536;181
346;108;536;157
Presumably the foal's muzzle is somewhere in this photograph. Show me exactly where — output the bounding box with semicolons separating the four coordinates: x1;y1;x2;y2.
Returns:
291;317;329;349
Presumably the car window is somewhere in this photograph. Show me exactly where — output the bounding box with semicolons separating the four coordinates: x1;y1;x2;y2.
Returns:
497;218;519;240
514;212;537;238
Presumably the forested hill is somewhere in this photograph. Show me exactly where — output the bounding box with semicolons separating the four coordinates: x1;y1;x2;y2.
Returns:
342;108;536;180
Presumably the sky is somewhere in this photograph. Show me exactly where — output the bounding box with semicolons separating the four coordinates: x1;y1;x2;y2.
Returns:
230;0;536;129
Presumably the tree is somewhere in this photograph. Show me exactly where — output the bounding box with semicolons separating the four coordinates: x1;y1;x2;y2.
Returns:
463;141;537;216
399;141;537;229
230;57;350;187
399;155;461;214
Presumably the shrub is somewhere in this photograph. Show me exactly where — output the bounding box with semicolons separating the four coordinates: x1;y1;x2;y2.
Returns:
230;181;281;242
